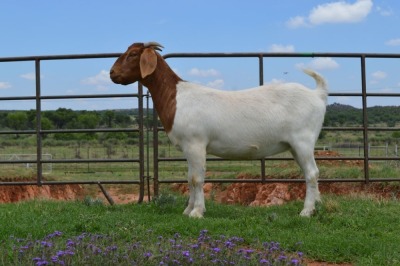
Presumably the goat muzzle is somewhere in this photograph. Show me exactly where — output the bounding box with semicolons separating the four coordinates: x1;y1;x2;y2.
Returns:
110;69;123;84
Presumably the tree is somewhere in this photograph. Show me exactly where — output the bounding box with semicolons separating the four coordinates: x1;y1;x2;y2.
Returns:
7;112;28;130
76;112;100;129
115;112;132;127
49;108;77;129
102;110;116;128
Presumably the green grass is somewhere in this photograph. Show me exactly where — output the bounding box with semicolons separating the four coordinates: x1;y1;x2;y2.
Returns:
1;193;399;265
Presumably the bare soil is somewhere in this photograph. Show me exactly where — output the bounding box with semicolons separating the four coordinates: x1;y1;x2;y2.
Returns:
171;173;400;207
0;180;84;203
0;150;398;205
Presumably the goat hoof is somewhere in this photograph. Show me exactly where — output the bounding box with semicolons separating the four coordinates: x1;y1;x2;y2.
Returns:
183;207;193;216
300;208;314;217
189;209;204;218
315;194;322;203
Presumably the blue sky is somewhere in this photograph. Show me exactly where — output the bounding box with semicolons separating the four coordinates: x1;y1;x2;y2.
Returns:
0;0;399;110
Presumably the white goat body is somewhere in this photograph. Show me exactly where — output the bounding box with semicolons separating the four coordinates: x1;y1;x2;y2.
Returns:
170;79;326;160
110;42;328;218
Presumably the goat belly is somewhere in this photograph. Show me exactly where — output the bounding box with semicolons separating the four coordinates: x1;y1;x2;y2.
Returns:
206;138;290;159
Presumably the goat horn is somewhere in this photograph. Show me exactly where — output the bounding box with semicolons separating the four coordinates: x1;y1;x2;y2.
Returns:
143;42;164;51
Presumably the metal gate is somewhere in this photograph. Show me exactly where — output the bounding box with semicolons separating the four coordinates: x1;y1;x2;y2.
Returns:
1;52;399;203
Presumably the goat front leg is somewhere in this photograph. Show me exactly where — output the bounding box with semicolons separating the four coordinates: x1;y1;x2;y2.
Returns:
182;145;206;218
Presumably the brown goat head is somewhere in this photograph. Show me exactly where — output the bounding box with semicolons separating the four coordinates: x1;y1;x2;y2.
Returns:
110;42;163;85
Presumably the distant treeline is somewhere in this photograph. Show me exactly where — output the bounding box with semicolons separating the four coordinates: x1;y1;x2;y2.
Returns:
324;103;400;127
0;108;160;141
0;103;399;137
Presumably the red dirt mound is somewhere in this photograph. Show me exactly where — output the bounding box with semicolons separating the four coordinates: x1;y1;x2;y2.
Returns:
0;181;84;203
314;150;365;167
172;173;400;207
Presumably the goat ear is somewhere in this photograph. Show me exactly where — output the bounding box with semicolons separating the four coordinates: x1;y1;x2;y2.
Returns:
140;48;157;78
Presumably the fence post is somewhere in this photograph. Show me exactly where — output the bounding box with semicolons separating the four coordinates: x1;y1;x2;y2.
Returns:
138;83;145;203
35;58;43;186
258;54;266;183
361;55;370;184
153;105;159;198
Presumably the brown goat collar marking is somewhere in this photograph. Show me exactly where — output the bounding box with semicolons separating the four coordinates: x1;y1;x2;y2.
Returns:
141;53;182;133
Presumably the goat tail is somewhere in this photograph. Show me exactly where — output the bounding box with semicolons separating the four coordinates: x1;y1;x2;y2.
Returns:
302;68;328;103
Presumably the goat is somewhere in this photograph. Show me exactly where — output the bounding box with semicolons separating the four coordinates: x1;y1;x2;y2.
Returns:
110;42;328;218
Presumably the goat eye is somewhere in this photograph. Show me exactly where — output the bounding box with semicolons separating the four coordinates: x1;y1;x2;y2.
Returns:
128;52;138;58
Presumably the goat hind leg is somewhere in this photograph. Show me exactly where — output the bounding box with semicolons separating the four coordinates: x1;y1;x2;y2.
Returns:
291;148;321;217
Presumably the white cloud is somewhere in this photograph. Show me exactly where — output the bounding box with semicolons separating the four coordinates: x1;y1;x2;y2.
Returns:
188;68;220;77
385;38;400;46
287;0;373;28
268;44;295;53
286;16;308;29
296;57;339;71
371;71;387;80
207;79;224;89
20;72;42;80
310;58;339;70
309;0;373;25
0;82;11;89
376;6;393;16
82;70;112;85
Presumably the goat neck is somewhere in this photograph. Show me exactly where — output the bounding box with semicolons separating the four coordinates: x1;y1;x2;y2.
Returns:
141;53;182;133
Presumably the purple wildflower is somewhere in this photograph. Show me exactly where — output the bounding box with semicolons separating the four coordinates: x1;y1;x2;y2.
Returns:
212;247;221;253
45;231;62;239
106;245;117;252
33;257;49;266
77;233;87;241
65;250;74;256
190;244;199;249
297;251;304;257
19;245;30;253
66;239;75;248
40;241;52;248
291;258;300;265
200;229;208;235
224;240;235;249
144;252;152;258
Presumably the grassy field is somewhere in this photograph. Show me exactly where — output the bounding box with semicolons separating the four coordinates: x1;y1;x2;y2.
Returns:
0;193;399;265
1;136;399;182
1;132;399;265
